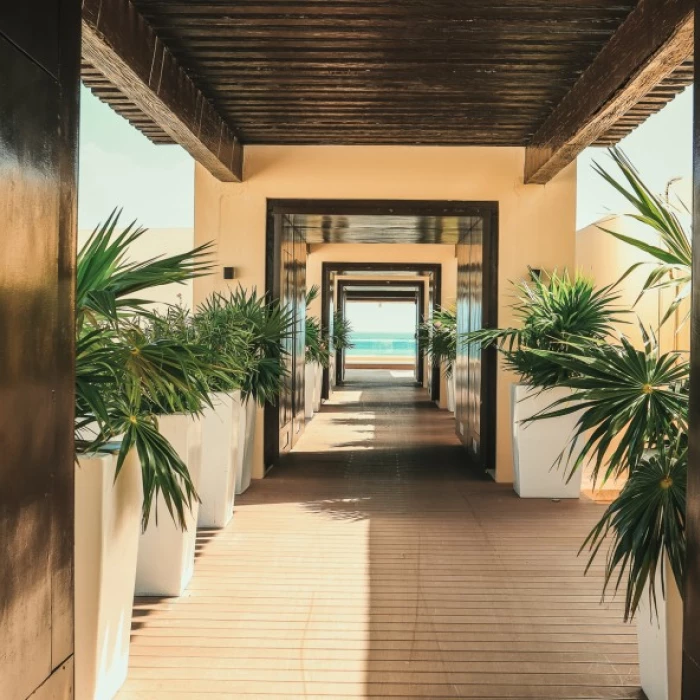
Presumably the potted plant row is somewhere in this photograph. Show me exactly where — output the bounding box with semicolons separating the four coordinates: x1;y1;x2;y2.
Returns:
74;212;290;699
74;212;213;699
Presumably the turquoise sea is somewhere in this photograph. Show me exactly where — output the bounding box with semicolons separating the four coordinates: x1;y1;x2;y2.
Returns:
346;331;417;357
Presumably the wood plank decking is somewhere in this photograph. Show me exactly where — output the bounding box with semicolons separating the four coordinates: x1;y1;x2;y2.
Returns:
120;370;641;699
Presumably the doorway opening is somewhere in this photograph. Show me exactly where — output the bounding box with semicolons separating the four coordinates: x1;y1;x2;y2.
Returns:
334;275;429;388
344;292;420;377
264;199;498;475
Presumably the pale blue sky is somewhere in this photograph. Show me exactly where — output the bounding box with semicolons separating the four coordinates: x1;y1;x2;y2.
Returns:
78;86;194;230
576;87;692;228
346;301;417;334
78;83;692;232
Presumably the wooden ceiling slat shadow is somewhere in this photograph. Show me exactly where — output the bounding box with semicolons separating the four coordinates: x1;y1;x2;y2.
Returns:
80;1;693;149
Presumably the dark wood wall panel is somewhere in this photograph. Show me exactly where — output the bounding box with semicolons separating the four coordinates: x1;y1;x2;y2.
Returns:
266;213;307;465
0;0;79;697
0;4;61;78
455;213;498;472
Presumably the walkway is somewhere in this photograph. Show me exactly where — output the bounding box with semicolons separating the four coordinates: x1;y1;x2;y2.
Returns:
121;370;641;699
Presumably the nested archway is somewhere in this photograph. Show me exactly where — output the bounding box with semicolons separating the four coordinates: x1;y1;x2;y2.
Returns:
264;199;498;476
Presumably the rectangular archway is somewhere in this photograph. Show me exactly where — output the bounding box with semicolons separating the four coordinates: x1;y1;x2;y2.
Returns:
264;199;498;475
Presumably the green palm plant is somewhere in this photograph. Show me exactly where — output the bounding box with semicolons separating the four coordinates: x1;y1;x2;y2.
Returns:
210;287;293;405
543;151;692;620
526;326;688;486
77;208;212;328
582;442;686;620
191;296;250;394
462;270;627;388
76;210;217;529
330;310;353;351
594;147;691;327
305;286;330;367
418;306;457;376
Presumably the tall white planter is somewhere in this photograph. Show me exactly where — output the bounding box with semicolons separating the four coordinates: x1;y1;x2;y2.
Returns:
637;566;683;700
313;362;323;412
198;391;242;528
236;397;257;495
135;415;203;596
447;372;456;413
305;362;316;419
75;449;143;700
511;384;583;498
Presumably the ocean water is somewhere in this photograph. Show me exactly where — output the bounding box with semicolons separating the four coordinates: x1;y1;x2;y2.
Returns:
346;331;417;357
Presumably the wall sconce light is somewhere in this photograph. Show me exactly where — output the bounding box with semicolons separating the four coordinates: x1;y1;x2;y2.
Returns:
223;266;235;280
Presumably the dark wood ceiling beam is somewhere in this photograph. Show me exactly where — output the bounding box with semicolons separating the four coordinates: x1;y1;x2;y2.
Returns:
82;0;243;182
524;0;694;184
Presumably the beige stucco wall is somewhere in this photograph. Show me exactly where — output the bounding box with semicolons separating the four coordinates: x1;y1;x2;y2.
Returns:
576;214;689;353
195;146;577;483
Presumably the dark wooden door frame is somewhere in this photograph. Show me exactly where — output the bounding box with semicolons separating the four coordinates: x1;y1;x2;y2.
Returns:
265;199;499;474
320;262;441;400
337;278;426;385
454;208;499;474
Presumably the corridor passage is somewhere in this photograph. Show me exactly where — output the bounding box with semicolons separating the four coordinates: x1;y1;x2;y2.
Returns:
121;371;641;699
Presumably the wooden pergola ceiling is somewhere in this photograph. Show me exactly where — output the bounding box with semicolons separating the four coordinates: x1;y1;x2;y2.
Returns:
79;0;694;184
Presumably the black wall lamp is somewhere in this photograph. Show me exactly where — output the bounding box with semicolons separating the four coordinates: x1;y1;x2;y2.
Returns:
223;266;236;280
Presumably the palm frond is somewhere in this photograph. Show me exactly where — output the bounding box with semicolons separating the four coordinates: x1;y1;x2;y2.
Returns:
418;306;457;376
461;270;627;387
526;326;688;485
331;311;354;351
581;442;686;621
594;148;691;327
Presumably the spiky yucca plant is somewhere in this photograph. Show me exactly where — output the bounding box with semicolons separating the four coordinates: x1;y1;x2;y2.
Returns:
330;311;353;352
195;288;293;406
526;326;688;486
595;147;691;327
304;285;330;367
582;442;686;620
462;270;626;388
545;150;692;619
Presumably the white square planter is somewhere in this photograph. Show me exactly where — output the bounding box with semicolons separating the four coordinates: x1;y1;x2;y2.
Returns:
75;449;143;700
135;414;203;596
447;373;456;413
313;362;323;412
305;362;316;420
637;567;683;700
236;397;257;495
197;391;242;529
511;384;583;498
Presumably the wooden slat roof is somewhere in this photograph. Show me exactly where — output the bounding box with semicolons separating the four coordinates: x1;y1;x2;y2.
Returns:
81;1;692;148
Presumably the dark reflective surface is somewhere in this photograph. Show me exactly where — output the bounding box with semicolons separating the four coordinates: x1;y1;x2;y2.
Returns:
455;213;498;472
0;2;78;696
278;214;306;454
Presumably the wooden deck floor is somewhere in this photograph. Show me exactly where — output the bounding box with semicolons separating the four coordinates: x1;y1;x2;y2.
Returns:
120;370;641;699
